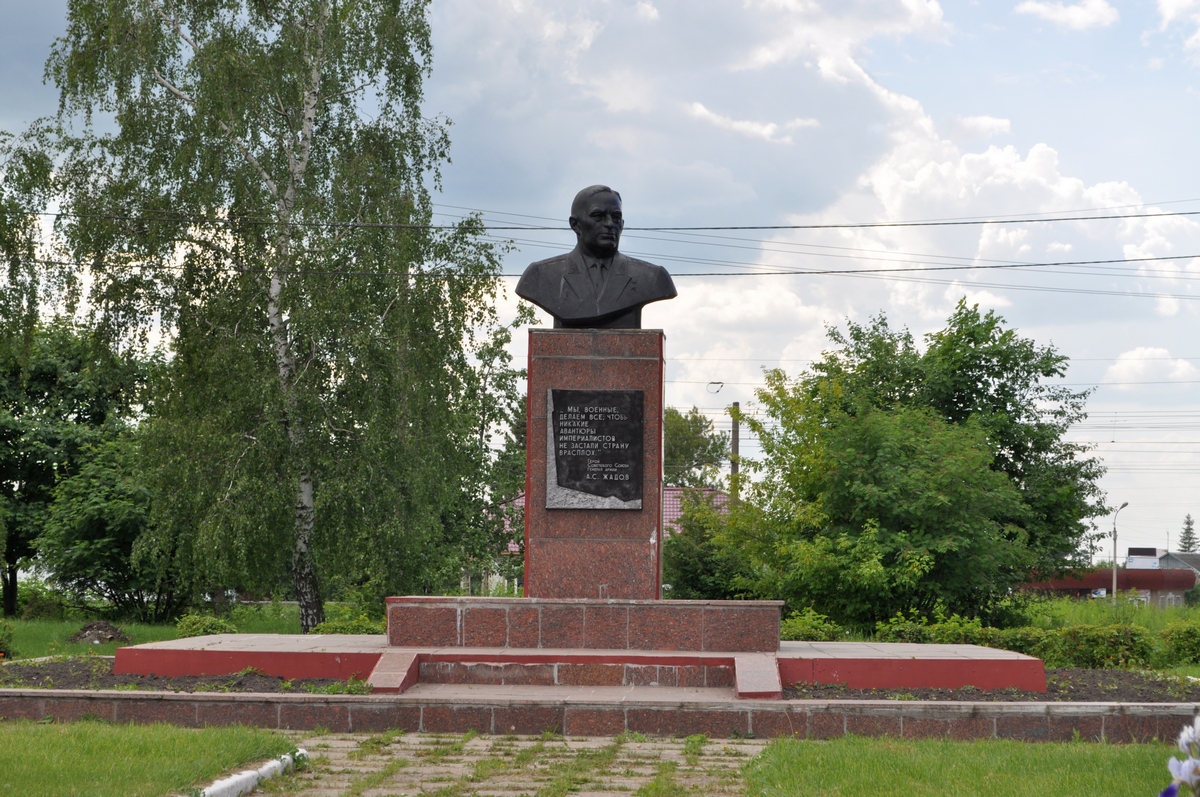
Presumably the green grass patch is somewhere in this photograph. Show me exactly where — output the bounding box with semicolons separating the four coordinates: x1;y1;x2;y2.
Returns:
0;719;291;797
6;604;305;659
1025;595;1200;632
8;620;178;659
744;736;1172;797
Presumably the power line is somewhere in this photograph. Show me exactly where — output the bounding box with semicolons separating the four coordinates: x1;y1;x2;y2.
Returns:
32;206;1200;232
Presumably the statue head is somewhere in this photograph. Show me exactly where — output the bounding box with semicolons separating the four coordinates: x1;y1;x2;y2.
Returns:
569;185;624;259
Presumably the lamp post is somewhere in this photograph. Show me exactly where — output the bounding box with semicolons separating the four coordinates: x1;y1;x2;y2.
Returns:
1112;501;1129;604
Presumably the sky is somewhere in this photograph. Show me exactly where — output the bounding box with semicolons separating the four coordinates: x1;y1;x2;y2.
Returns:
3;0;1200;557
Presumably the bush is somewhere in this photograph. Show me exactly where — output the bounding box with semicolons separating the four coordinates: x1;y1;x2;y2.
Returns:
17;581;71;620
1162;622;1200;665
1058;624;1154;669
1186;584;1200;608
310;616;385;635
176;614;237;638
0;620;13;658
780;608;843;641
927;615;985;645
874;612;933;643
976;626;1067;666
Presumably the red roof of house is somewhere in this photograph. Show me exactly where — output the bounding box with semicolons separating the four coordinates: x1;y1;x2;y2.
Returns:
1025;569;1195;591
662;487;729;534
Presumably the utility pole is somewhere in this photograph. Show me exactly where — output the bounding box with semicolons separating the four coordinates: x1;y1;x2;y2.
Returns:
1112;501;1129;605
730;401;739;500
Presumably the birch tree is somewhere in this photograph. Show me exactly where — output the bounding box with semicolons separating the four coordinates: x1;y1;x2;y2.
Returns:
47;0;516;630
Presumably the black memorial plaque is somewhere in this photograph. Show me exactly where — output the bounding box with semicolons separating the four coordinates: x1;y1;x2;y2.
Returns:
550;389;644;502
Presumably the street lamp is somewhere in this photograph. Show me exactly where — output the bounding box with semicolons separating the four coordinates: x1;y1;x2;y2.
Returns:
1112;501;1129;605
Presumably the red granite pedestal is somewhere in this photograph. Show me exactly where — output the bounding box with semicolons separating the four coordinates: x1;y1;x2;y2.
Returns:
524;329;664;600
384;329;788;698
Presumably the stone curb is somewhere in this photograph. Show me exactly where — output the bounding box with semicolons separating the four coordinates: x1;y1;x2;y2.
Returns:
188;749;305;797
1;687;1196;742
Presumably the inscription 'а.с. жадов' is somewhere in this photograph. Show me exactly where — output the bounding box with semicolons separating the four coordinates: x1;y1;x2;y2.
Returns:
546;389;643;509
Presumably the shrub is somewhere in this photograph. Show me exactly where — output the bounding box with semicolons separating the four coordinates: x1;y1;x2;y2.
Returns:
874;612;933;643
1058;624;1154;669
976;626;1068;667
0;620;13;658
927;615;985;645
310;616;385;635
1186;585;1200;608
18;581;70;620
1162;622;1200;666
780;608;843;641
176;614;237;638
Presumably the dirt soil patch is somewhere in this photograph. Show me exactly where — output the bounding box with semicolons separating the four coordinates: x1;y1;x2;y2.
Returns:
783;668;1200;702
0;656;354;693
65;621;130;645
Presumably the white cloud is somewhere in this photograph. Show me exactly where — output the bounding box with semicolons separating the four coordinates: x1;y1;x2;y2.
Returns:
739;0;948;71
1015;0;1119;31
1104;347;1199;388
1160;0;1200;26
948;115;1012;140
635;1;660;20
1158;0;1200;53
686;102;818;144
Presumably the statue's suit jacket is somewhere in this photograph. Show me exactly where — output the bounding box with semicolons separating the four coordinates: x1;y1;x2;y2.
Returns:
515;248;677;329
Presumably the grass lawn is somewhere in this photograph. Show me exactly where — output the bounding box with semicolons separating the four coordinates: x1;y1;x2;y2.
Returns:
8;620;179;659
744;736;1173;797
0;720;292;797
5;603;303;659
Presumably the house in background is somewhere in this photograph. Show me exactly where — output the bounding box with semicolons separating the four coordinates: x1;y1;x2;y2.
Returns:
1024;566;1195;608
1157;550;1200;576
662;486;729;537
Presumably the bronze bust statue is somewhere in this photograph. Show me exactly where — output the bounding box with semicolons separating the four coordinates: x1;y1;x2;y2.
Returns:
516;186;677;328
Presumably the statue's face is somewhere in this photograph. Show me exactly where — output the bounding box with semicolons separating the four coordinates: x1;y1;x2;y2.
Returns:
570;192;623;258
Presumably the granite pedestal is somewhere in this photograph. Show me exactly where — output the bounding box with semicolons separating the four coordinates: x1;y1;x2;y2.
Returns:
524;329;665;600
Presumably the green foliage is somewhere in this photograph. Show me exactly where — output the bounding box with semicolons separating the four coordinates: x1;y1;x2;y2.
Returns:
1055;624;1155;669
661;490;749;600
16;579;71;620
717;302;1104;626
1161;622;1200;665
874;612;933;643
780;608;843;641
0;619;13;657
927;614;986;644
40;434;185;621
663;406;729;488
46;0;526;630
303;677;372;695
1;319;144;616
980;626;1067;666
310;616;384;635
1187;585;1200;608
175;613;236;638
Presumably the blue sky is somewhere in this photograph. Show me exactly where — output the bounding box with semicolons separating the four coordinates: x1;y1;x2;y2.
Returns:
3;0;1200;554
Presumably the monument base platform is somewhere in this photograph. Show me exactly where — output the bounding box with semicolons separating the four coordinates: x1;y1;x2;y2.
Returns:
385;597;784;653
112;635;1045;697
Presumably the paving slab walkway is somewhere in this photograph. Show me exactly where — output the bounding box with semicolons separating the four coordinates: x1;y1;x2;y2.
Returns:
263;730;766;796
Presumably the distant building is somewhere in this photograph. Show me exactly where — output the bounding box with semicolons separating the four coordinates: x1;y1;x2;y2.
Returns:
1024;567;1194;608
1160;551;1200;576
1127;547;1164;570
662;486;729;537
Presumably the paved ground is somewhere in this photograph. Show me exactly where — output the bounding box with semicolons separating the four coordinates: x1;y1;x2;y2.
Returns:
261;730;766;796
